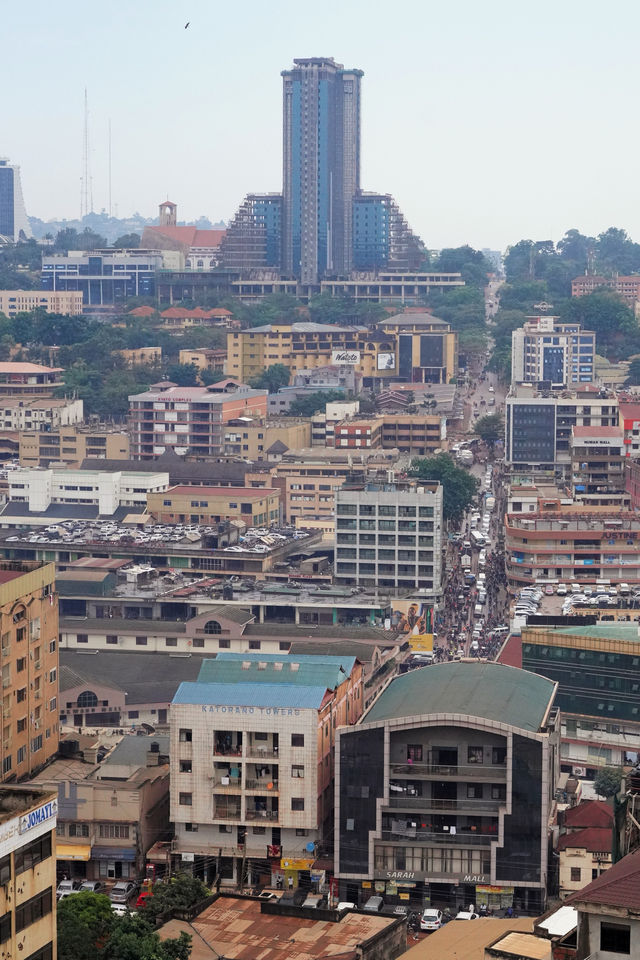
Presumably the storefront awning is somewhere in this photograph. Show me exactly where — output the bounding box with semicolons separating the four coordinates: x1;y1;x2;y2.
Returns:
56;843;91;862
91;846;136;861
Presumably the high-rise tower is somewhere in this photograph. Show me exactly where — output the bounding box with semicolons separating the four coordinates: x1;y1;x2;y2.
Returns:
0;159;31;242
281;58;362;284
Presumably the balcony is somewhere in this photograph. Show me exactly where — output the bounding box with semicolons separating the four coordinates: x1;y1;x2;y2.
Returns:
245;778;279;793
246;741;279;759
390;762;507;779
245;809;279;821
211;777;242;792
380;829;494;847
212;802;241;821
386;796;504;813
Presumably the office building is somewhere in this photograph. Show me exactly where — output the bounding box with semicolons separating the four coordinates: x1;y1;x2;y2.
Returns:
0;562;58;782
32;734;169;883
221;417;311;460
2;468;169;525
505;386;619;473
0;290;83;317
505;490;640;589
570;426;626;506
19;424;130;468
0;786;57;960
511;316;596;387
335;661;559;914
219;59;425;283
572;273;640;309
282;57;362;282
334;481;443;599
170;652;364;885
41;249;164;309
147;484;280;527
0;363;64;401
0;159;31;242
128;381;268;460
378;313;459;384
519;622;640;775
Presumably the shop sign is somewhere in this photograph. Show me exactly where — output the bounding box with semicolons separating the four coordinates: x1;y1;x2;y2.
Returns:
476;885;514;895
332;350;361;365
374;881;385;893
280;858;313;871
20;799;57;835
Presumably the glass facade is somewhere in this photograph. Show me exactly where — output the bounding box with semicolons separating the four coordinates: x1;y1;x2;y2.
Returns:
338;727;384;874
495;735;542;883
353;196;389;270
0;165;15;239
522;641;640;723
510;403;556;464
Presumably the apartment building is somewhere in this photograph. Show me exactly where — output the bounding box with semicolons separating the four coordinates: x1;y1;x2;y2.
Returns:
335;661;559;914
128;381;268;460
0;398;82;435
333;414;445;455
0;786;58;960
0;563;58;783
505;495;640;588
0;290;83;316
334;481;444;600
334;419;383;449
0;364;64;401
170;652;363;886
572;274;640;308
159;307;236;331
222;417;311;460
147;485;280;527
19;425;130;468
570;426;626;505
505;386;619;473
32;735;169;883
558;800;614;899
511;316;595;386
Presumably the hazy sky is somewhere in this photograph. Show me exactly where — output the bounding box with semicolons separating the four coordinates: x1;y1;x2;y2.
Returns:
6;0;640;250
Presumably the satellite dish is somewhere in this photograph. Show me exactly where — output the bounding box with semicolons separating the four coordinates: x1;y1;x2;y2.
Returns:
306;842;315;853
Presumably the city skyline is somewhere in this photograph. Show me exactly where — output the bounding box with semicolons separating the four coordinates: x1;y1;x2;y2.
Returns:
6;0;640;250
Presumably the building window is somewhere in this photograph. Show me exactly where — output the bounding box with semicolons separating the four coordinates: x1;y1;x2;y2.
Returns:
295;829;308;837
24;944;53;960
252;826;266;835
204;621;222;635
17;688;26;703
0;856;9;886
248;640;260;650
570;867;581;882
16;889;53;932
600;922;630;954
291;765;304;778
128;711;139;719
77;634;88;644
69;823;89;838
179;729;192;742
15;834;52;875
77;690;98;709
185;823;198;832
219;638;230;649
98;824;129;839
468;746;484;764
192;638;204;648
291;798;304;811
291;734;304;747
135;636;147;646
106;635;118;645
179;793;193;806
1;757;10;775
166;637;178;647
0;913;10;945
180;760;192;773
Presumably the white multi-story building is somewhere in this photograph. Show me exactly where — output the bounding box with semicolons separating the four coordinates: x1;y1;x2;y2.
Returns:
170;652;364;887
511;316;596;387
334;481;443;600
5;468;169;521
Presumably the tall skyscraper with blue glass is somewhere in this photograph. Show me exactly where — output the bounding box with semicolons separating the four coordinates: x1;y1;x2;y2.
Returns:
220;58;425;283
282;58;362;284
0;159;31;242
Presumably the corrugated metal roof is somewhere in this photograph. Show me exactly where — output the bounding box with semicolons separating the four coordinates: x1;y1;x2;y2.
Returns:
363;661;556;732
172;681;327;709
197;652;356;688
